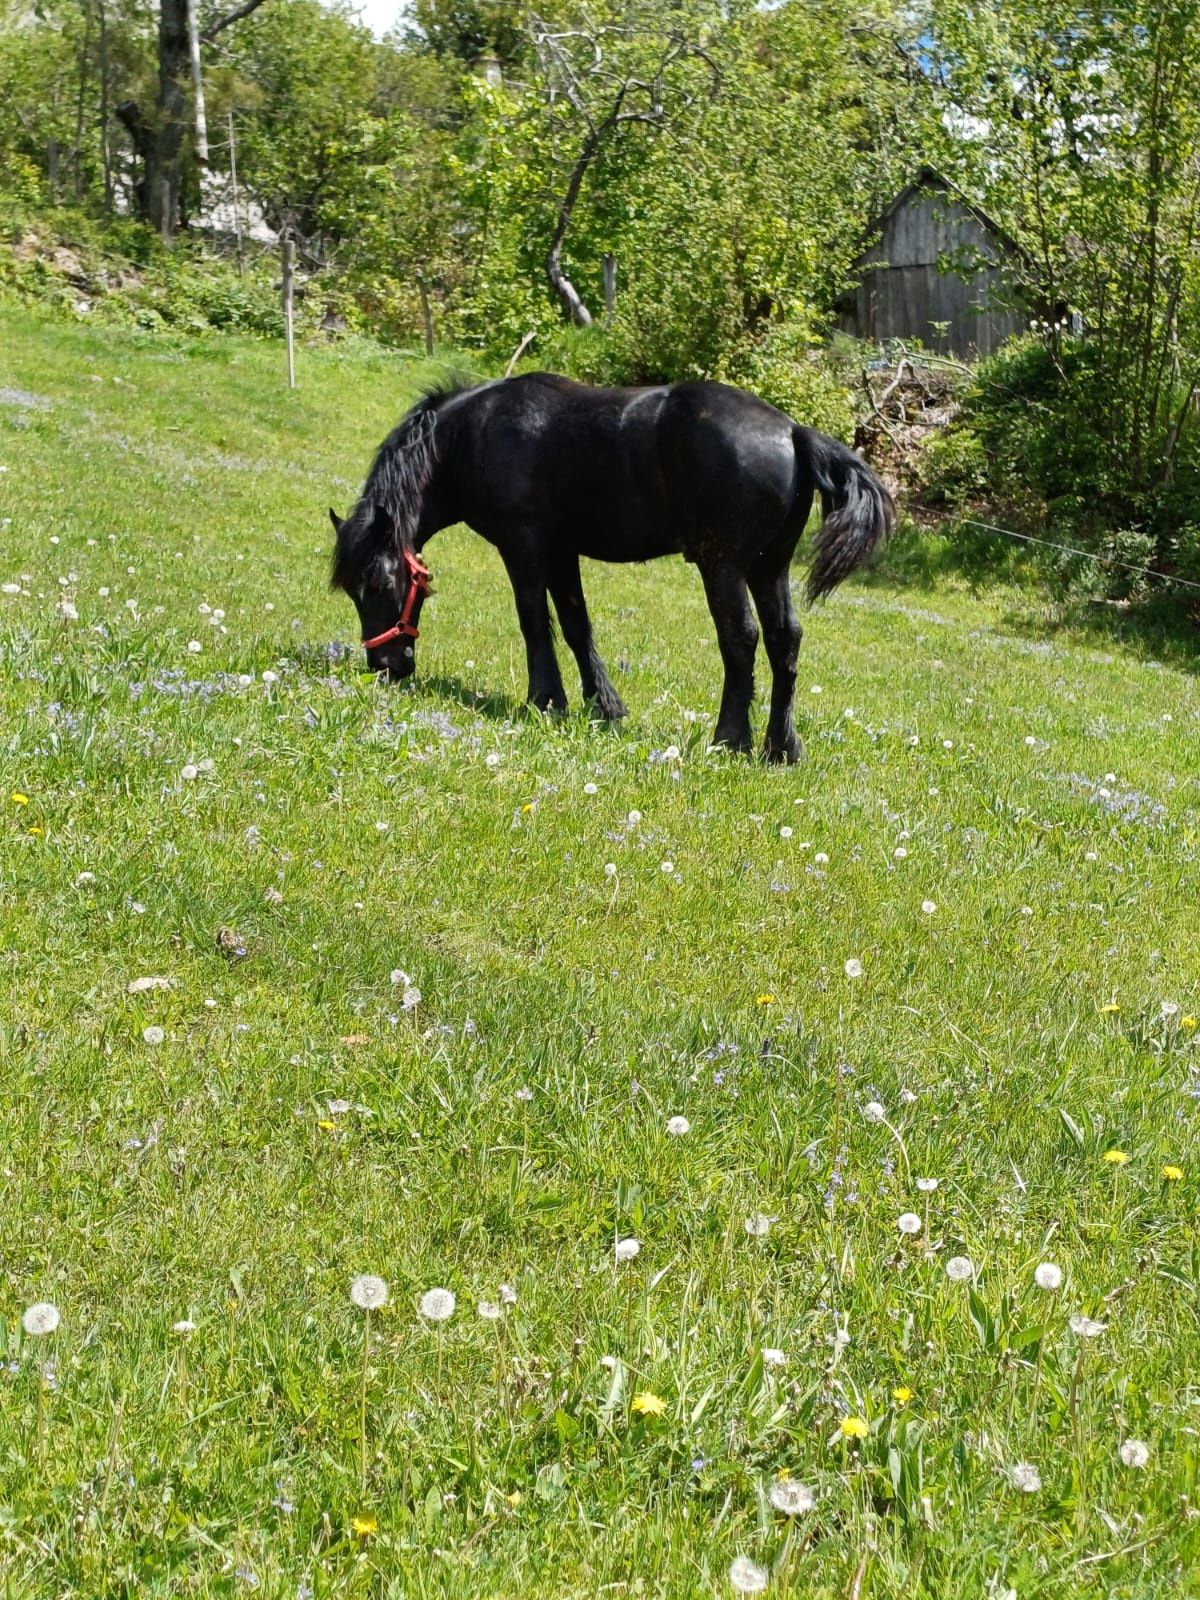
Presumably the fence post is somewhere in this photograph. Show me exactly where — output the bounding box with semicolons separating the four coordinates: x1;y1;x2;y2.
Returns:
282;236;296;389
416;274;434;357
603;253;617;325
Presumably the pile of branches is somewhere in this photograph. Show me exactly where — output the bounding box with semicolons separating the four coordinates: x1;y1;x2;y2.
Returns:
854;347;967;494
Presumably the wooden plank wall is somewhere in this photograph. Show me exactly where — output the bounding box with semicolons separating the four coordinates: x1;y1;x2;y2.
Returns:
837;191;1026;357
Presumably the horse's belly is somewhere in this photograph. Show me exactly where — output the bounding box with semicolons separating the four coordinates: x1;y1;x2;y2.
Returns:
574;526;683;563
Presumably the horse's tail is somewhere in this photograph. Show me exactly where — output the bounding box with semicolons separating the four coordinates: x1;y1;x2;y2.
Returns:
795;427;895;604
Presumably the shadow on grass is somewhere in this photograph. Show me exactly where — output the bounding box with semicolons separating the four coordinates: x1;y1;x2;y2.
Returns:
422;673;523;721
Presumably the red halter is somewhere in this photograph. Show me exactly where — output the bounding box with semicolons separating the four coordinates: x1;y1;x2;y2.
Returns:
361;549;432;650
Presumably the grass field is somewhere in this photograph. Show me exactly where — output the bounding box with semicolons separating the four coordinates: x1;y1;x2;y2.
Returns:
2;306;1199;1599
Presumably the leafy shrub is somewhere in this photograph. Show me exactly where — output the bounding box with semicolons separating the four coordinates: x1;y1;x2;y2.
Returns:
922;333;1200;603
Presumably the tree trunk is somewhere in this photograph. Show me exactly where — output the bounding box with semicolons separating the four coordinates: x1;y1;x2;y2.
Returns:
188;0;208;163
150;0;190;240
545;131;600;327
73;0;93;201
116;100;152;221
98;0;112;209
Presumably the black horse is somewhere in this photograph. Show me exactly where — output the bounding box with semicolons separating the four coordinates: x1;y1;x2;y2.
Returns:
330;372;893;762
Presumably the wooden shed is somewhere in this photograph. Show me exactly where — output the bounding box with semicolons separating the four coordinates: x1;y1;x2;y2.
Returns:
835;168;1027;358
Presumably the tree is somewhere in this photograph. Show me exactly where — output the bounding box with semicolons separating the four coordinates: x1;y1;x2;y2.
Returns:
923;0;1200;528
527;5;722;325
118;0;272;238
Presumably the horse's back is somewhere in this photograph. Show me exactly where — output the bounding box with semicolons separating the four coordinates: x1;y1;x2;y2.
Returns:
449;373;800;561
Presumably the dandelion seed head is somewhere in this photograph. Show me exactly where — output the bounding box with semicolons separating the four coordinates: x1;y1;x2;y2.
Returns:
898;1212;922;1235
769;1479;816;1515
614;1237;641;1262
1034;1262;1062;1291
349;1274;389;1310
477;1300;501;1320
728;1556;769;1595
666;1115;691;1136
916;1177;938;1193
945;1255;974;1281
863;1100;886;1124
1009;1461;1041;1492
1119;1438;1150;1468
172;1318;197;1334
921;899;937;915
22;1303;60;1336
1069;1313;1106;1338
142;1025;165;1045
744;1212;774;1238
761;1347;787;1369
419;1287;456;1322
844;958;863;979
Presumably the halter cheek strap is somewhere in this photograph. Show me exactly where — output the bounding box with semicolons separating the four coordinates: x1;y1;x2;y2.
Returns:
361;550;432;651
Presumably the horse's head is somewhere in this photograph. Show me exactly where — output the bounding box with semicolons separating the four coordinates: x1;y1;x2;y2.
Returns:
329;504;431;681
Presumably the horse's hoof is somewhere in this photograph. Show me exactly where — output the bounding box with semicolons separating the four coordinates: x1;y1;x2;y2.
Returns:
765;736;804;765
593;693;628;722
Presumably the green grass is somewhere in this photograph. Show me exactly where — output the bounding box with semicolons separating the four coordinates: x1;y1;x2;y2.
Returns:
2;305;1200;1599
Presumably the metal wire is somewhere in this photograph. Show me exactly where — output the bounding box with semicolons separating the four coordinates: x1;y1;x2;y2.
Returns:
957;516;1200;595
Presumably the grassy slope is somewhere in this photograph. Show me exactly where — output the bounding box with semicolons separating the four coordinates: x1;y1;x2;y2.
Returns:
1;307;1199;1598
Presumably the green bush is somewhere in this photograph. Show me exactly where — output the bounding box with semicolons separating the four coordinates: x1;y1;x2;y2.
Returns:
922;334;1200;603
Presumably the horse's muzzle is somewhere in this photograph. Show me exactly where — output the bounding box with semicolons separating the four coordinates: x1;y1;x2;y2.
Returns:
367;644;415;681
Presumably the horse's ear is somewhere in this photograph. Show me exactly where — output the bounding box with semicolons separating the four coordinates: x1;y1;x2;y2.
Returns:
370;504;394;543
328;507;343;534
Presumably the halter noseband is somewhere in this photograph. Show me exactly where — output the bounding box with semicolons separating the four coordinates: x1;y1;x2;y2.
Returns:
361;549;432;651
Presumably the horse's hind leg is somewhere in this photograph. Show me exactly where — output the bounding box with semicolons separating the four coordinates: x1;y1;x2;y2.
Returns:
548;554;627;721
748;562;803;764
698;558;758;754
502;551;568;712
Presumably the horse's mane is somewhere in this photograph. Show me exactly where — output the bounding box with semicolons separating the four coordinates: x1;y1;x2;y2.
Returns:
331;377;473;591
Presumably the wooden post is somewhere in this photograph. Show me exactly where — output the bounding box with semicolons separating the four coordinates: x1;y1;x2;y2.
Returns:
228;111;243;275
282;236;296;389
416;275;434;357
603;253;617;325
187;0;208;163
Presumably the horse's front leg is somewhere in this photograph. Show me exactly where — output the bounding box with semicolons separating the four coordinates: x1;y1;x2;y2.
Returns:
548;553;627;721
698;558;758;754
502;551;568;712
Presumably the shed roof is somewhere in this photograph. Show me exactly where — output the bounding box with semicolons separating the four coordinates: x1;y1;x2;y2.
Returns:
853;166;1023;266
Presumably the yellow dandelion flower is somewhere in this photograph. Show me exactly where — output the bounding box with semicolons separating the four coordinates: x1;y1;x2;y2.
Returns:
631;1391;667;1418
11;793;29;806
1182;1017;1198;1032
892;1386;914;1405
1163;1165;1184;1182
521;803;534;814
840;1415;869;1439
27;826;43;837
1099;1002;1120;1015
317;1118;337;1131
1103;1149;1130;1165
504;1490;523;1508
351;1513;378;1537
755;993;776;1006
